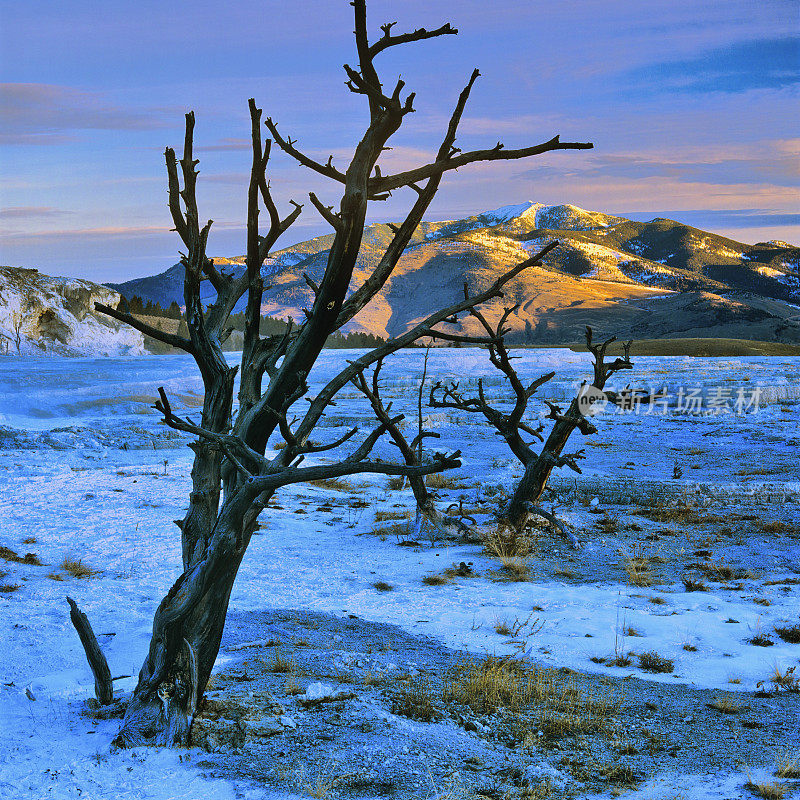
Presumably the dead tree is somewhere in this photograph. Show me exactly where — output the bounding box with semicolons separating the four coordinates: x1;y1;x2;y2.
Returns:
349;355;474;541
431;308;637;548
90;0;592;747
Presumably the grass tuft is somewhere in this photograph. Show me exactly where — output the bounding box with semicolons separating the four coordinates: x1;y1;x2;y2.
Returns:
308;477;354;493
266;647;296;674
442;656;618;741
621;544;654;587
708;694;743;713
373;581;394;592
60;556;98;578
483;525;534;559
774;623;800;644
775;752;800;779
497;556;531;582
637;651;673;673
422;572;452;586
745;779;787;800
683;577;708;592
424;472;464;490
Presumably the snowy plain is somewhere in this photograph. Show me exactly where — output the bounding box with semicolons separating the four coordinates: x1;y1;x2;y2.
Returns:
0;348;799;799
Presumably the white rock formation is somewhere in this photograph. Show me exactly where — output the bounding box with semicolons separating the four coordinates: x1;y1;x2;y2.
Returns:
0;267;145;356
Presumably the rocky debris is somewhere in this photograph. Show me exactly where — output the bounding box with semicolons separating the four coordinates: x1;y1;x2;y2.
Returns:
299;682;356;707
174;608;800;799
190;693;297;752
0;266;144;356
0;424;186;451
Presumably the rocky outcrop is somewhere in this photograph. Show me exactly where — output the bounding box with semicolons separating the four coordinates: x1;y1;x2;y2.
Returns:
0;267;145;356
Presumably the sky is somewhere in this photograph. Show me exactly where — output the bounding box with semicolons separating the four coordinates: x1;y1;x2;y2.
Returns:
0;0;797;282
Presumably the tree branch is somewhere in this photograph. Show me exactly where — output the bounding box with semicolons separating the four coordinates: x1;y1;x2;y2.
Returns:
372;136;593;194
95;303;194;353
264;118;347;183
369;21;457;58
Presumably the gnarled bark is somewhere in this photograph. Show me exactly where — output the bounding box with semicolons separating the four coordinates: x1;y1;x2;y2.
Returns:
90;0;593;747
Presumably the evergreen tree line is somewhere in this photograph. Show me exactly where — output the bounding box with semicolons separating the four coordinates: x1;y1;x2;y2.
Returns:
120;295;388;349
120;296;183;319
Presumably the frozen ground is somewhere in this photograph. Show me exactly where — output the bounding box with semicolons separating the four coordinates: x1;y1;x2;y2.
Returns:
0;349;798;799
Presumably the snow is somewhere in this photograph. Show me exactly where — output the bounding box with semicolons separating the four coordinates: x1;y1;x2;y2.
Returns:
0;268;145;357
0;349;798;798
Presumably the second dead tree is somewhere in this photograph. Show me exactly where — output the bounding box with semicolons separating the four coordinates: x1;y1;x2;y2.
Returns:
430;305;642;548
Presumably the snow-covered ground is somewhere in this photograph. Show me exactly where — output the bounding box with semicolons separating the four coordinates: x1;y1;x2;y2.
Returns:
0;349;798;799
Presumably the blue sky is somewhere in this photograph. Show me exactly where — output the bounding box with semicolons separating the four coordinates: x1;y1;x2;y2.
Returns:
0;0;797;281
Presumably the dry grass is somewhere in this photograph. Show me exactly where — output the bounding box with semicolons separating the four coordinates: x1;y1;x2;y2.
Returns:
496;556;531;582
767;665;799;693
483;525;534;559
774;623;800;643
683;577;709;592
22;536;36;545
284;676;303;696
775;752;800;778
0;583;21;594
424;472;463;490
635;502;705;525
371;521;411;540
390;675;442;722
596;513;620;534
745;779;788;800
421;572;452;586
60;556;98;578
0;546;42;566
759;521;792;533
648;596;667;605
697;557;735;581
361;671;382;687
637;651;673;673
620;544;655;587
308;477;354;493
708;694;743;713
494;619;512;636
386;476;406;490
266;647;297;674
374;510;406;522
373;581;394;592
442;656;618;741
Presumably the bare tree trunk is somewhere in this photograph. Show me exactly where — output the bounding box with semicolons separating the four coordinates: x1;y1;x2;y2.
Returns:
67;597;114;706
89;0;592;749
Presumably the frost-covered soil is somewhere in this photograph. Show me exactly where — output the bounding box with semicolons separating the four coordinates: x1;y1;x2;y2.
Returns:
0;349;799;800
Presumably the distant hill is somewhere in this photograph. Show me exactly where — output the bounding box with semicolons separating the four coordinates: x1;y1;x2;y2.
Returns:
108;202;800;345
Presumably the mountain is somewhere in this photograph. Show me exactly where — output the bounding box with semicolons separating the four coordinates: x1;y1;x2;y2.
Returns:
108;202;800;345
0;267;145;356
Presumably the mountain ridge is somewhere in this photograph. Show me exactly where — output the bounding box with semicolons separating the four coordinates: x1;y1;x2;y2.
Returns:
107;201;800;345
